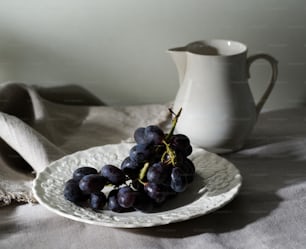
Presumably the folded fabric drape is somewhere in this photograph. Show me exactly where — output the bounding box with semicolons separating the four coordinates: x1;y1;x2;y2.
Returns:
0;82;170;206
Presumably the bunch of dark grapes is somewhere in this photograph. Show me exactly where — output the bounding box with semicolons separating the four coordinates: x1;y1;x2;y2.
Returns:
63;108;195;213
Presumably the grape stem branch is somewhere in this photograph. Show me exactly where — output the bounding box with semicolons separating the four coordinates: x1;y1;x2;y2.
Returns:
165;107;182;142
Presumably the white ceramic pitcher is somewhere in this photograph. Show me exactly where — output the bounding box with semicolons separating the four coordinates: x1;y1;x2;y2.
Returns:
168;39;278;153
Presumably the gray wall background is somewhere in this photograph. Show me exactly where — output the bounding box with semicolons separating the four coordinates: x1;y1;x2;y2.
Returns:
0;0;305;110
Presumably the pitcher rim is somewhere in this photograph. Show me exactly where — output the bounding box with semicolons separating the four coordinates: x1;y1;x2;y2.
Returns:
168;39;248;57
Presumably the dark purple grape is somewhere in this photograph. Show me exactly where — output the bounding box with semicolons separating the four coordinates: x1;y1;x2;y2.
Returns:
120;157;141;179
144;182;173;203
134;127;146;144
133;191;154;212
73;167;98;182
64;179;88;203
171;134;192;156
163;150;184;167
144;125;165;145
131;179;144;192
151;144;166;163
129;144;153;163
178;158;196;183
184;145;193;157
107;189;126;212
171;134;190;148
100;164;125;186
146;162;172;185
90;192;107;210
79;174;106;194
117;186;137;208
170;167;188;192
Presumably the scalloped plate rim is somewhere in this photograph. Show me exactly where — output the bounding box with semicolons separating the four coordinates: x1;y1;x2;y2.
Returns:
32;143;242;228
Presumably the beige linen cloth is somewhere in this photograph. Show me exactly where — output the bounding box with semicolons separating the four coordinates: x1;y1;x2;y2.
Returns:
2;82;306;249
0;82;169;206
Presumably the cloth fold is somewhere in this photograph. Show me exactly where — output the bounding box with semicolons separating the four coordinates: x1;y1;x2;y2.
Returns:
0;82;170;206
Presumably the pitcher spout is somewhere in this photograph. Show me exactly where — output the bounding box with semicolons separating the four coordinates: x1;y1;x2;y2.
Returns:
167;47;187;85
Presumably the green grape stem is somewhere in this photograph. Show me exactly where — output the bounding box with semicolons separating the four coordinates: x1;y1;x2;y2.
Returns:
165;107;182;142
138;162;150;182
161;107;182;166
161;140;176;166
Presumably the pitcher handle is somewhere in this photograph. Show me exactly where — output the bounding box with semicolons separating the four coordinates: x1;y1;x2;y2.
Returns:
247;54;278;116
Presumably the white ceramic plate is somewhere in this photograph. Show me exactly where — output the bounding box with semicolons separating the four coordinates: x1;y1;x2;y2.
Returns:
32;143;242;228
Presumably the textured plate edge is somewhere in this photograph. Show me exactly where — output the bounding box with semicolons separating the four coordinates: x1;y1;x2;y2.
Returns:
32;143;243;228
33;180;242;228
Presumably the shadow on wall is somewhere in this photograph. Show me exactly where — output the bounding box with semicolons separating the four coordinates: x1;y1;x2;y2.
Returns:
0;28;130;105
